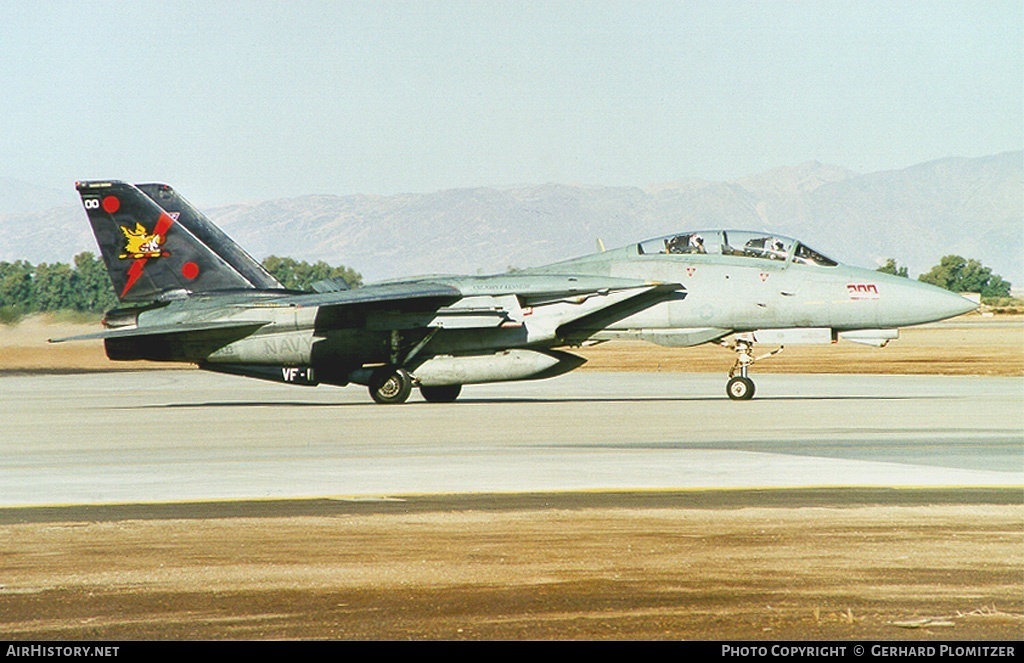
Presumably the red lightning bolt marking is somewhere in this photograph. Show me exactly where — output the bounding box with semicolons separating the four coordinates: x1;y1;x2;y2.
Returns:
121;259;147;297
152;212;174;238
120;212;176;298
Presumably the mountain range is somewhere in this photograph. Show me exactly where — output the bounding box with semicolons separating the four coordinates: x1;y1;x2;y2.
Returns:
1;151;1021;286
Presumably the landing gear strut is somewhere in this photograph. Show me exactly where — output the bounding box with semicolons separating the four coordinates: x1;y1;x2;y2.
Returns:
722;335;783;401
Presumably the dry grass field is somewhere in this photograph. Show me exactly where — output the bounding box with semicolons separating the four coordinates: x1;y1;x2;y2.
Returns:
2;493;1022;640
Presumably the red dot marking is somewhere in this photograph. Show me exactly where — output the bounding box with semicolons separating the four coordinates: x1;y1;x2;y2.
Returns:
181;262;200;280
101;196;120;213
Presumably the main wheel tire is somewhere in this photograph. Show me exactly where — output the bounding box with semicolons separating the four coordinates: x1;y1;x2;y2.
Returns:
726;376;755;401
369;367;412;404
420;384;462;403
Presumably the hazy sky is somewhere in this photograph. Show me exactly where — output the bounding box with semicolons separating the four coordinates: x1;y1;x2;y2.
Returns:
1;0;1021;204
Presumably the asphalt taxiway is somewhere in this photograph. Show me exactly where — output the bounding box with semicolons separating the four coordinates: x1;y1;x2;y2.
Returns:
2;370;1020;506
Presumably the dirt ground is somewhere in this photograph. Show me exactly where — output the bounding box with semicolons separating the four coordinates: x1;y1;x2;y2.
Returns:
1;491;1022;641
1;316;1022;641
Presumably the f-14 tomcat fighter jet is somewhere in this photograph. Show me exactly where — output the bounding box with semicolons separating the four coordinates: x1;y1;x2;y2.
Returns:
54;180;977;402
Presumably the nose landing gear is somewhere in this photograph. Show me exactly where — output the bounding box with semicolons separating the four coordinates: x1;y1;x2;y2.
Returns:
727;375;756;400
722;335;784;401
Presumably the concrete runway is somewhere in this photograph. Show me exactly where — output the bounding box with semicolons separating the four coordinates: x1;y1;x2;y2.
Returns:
2;370;1021;506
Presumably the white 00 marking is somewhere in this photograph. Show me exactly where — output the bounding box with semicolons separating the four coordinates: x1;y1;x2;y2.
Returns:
84;198;100;209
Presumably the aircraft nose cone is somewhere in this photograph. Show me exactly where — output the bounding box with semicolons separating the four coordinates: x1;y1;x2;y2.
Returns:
908;283;979;323
941;290;980;318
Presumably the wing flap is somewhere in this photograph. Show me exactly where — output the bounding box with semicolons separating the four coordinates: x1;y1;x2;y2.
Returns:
253;282;463;311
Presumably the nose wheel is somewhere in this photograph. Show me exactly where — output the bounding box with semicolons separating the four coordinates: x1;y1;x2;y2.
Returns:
727;376;755;401
722;335;783;401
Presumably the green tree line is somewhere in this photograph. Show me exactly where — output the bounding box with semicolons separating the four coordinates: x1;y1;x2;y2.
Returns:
1;253;117;320
0;252;362;323
261;255;362;291
877;256;1012;299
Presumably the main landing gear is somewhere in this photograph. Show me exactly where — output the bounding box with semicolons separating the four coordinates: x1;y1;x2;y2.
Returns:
367;366;463;404
722;335;784;401
368;366;413;404
419;384;462;403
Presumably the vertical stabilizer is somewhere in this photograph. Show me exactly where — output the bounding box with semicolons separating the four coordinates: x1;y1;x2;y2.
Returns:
136;183;282;291
76;180;270;302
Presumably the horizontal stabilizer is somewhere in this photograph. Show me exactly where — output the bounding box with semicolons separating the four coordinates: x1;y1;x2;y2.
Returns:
49;319;271;343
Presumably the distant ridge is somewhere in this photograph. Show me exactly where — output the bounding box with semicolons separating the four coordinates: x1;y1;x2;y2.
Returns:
2;152;1020;285
0;177;71;215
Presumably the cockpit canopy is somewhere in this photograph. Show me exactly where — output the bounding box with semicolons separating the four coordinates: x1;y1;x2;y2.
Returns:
637;230;837;267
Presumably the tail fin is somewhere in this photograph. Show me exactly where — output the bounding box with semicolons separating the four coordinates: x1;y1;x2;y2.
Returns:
76;180;281;302
136;183;282;291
